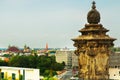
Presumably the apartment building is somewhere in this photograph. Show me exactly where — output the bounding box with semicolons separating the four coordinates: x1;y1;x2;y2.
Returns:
55;50;78;69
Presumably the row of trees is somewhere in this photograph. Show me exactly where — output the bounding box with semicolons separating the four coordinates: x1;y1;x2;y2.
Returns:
111;47;120;52
0;54;65;77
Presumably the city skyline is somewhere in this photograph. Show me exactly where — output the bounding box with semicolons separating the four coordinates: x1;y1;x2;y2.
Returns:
0;0;120;48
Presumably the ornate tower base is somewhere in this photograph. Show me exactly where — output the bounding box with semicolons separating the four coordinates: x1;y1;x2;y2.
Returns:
72;1;116;80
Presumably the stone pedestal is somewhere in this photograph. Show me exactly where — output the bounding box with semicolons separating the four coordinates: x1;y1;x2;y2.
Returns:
72;2;116;80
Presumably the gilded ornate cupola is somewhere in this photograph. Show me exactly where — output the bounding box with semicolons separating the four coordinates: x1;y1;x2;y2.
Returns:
72;1;116;80
87;1;100;24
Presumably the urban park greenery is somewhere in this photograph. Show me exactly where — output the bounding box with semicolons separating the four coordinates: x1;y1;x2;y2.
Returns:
0;54;65;77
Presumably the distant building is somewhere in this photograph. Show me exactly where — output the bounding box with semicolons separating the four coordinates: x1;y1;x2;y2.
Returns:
23;45;31;53
55;50;78;69
109;68;120;80
0;56;9;62
0;66;39;80
55;50;72;69
48;50;56;56
72;51;78;68
37;43;49;55
6;46;21;53
109;52;120;68
109;52;120;80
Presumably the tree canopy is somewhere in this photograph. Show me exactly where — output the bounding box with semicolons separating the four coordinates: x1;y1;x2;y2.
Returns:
8;55;65;76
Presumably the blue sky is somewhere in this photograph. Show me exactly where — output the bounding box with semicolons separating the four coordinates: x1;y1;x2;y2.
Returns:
0;0;120;48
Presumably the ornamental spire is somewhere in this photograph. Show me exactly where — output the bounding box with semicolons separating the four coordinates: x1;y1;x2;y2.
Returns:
92;1;96;9
87;1;100;24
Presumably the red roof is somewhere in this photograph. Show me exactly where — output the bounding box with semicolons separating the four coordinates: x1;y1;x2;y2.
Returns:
7;46;20;53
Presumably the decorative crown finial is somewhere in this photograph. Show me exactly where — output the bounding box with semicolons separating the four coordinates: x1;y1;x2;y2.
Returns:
92;1;96;9
87;1;100;24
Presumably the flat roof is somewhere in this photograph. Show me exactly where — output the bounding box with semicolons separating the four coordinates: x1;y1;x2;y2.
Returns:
0;66;39;70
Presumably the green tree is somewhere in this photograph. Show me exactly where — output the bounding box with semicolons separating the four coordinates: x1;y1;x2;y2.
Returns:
8;55;65;77
28;54;38;68
43;70;57;77
37;55;65;76
9;55;29;68
37;56;52;75
0;59;8;66
51;63;64;71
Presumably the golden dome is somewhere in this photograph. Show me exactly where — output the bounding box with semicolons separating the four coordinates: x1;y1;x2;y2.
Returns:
87;1;100;24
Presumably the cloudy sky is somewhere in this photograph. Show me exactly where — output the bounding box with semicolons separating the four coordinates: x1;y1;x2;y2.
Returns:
0;0;120;48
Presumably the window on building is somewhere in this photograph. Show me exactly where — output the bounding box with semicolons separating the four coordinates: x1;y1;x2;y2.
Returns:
1;72;4;79
12;73;16;80
115;66;117;68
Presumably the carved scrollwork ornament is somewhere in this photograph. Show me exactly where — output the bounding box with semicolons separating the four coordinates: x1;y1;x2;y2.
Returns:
72;1;116;79
74;50;79;56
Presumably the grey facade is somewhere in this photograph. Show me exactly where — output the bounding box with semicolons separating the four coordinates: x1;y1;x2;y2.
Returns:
109;52;120;68
55;50;78;69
